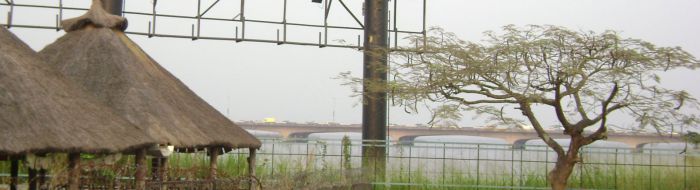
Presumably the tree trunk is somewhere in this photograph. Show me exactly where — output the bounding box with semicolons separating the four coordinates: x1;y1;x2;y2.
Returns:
549;159;576;190
549;141;582;190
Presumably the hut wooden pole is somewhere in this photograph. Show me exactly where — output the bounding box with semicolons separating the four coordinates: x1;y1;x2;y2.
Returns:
209;147;220;180
247;148;257;190
158;157;168;181
28;168;37;190
209;147;220;190
158;157;168;190
38;169;47;190
151;157;160;180
67;153;81;190
134;149;147;190
10;158;18;190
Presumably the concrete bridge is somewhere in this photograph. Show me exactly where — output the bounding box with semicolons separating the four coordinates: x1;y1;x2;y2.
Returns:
239;123;683;148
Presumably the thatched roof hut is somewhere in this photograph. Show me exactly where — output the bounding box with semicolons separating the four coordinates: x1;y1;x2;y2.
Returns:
0;27;156;156
39;0;261;150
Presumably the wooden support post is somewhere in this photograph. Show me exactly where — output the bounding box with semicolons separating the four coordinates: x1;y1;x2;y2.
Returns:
209;147;220;180
67;153;81;190
10;158;19;190
248;148;257;190
159;157;168;182
151;157;160;180
159;157;168;190
28;168;37;190
134;149;147;190
39;169;47;190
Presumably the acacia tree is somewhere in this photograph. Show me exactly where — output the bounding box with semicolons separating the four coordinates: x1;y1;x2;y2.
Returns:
344;25;700;189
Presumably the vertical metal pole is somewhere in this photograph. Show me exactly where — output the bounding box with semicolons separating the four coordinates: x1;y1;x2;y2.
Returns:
614;148;618;189
684;149;687;189
323;0;329;46
579;150;584;188
151;0;156;35
442;143;446;184
408;146;412;190
271;143;276;176
361;0;389;179
545;147;549;186
240;0;246;40
393;0;397;49
58;0;63;30
511;147;515;187
520;148;523;187
197;0;201;38
476;144;480;190
100;0;124;16
649;149;652;189
6;0;14;28
282;0;287;42
421;0;427;50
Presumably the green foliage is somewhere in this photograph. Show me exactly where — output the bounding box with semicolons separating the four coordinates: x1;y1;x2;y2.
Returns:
341;135;352;170
684;131;700;146
340;25;700;188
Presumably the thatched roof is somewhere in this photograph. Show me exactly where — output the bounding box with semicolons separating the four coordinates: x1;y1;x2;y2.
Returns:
39;0;261;149
0;27;156;156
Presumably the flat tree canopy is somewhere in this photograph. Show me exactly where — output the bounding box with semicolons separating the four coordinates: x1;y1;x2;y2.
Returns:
341;25;700;189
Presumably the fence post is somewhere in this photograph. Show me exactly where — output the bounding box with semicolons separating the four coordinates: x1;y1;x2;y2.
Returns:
614;148;618;189
442;143;446;185
579;148;584;188
271;143;275;177
520;148;523;187
476;144;480;190
545;147;549;186
649;149;653;189
511;147;515;187
408;145;412;190
684;149;687;189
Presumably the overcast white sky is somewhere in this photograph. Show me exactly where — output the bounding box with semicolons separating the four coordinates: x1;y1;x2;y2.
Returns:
2;0;699;129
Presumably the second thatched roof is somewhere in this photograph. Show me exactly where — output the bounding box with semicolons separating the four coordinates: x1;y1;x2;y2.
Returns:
39;0;261;150
0;27;156;156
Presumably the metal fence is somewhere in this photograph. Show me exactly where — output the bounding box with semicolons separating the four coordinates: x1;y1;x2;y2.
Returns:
217;138;700;190
2;139;698;189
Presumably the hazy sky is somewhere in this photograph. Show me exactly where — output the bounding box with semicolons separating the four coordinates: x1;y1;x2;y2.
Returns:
2;0;699;128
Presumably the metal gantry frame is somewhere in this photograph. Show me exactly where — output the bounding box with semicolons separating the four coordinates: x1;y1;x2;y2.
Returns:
1;0;427;51
1;0;429;178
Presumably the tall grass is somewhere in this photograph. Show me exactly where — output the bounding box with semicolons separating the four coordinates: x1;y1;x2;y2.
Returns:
2;150;698;189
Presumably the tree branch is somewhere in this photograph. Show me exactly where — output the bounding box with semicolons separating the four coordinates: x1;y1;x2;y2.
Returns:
520;101;566;155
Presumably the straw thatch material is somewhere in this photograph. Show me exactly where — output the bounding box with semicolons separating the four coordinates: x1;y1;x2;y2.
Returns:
0;27;156;156
62;0;127;32
39;1;261;149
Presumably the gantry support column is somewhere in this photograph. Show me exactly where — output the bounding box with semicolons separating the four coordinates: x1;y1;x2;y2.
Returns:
99;0;124;16
361;0;389;180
